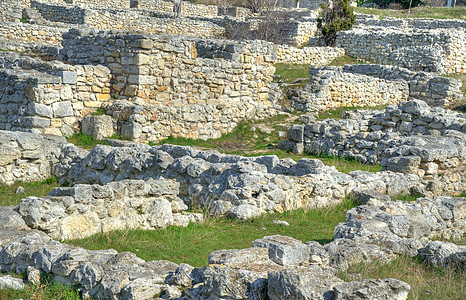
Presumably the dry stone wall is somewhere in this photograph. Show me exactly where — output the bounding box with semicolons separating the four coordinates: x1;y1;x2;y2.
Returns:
17;179;203;240
53;141;441;221
0;22;66;51
0;203;414;300
290;64;464;112
0;0;31;22
335;25;466;74
282;100;466;195
60;30;278;140
30;1;225;38
0;53;113;136
0;130;86;185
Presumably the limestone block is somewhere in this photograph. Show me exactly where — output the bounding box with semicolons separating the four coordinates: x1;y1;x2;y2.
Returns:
59;71;78;84
253;235;310;266
121;122;143;139
0;275;25;290
61;212;101;240
52;101;74;118
27;103;53;118
82;115;114;140
267;266;343;300
208;247;273;265
333;279;410;300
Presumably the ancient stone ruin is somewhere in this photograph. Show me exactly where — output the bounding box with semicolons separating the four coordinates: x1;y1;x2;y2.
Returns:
0;0;465;299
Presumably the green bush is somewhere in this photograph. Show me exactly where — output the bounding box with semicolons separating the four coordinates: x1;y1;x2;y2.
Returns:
318;0;356;46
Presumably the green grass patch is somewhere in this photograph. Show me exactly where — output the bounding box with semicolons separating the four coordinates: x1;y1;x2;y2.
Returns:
274;63;310;83
68;199;357;267
66;133;129;150
328;55;372;67
154;113;381;174
339;254;466;300
0;177;59;207
0;273;80;300
90;107;107;116
354;6;466;20
391;194;422;202
315;104;387;121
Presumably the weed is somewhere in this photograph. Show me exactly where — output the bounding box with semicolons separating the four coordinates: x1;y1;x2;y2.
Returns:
68;201;356;267
328;55;372;67
0;178;59;207
339;254;466;300
90;108;107;116
0;272;80;299
66;132;129;149
391;194;422;202
274;63;309;83
315;104;387;120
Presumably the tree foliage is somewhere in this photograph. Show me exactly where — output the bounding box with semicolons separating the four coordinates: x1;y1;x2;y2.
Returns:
317;0;356;46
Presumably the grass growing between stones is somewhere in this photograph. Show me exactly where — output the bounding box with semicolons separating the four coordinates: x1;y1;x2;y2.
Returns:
68;199;357;267
0;273;81;300
328;55;372;67
339;254;466;300
66;132;129;150
0;177;59;207
315;104;387;120
155;113;381;173
354;6;466;20
274;63;310;83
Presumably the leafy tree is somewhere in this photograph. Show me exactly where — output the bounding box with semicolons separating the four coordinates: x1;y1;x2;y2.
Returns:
317;0;356;46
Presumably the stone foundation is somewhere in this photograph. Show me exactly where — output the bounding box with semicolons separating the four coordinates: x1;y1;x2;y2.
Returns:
17;179;203;240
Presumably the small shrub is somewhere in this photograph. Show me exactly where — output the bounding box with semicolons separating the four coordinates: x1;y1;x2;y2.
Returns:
318;0;356;46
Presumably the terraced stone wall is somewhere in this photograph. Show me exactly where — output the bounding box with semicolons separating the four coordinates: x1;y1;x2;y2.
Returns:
30;1;225;38
0;22;66;52
0;0;31;22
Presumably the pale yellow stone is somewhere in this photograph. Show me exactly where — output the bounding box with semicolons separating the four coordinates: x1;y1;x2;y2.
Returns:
44;128;62;136
50;119;62;127
61;213;100;240
84;101;102;108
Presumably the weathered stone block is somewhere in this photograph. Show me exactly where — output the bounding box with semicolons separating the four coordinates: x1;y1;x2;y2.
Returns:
253;235;310;266
82;115;114;140
59;71;78;84
52;101;74;118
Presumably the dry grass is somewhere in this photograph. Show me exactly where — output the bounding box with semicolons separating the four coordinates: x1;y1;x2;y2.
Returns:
341;254;466;300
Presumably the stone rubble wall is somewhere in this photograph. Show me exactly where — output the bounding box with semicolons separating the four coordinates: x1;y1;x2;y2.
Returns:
335;25;466;74
224;14;320;47
0;53;113;136
30;1;225;38
16;179;204;240
0;130;86;185
343;64;464;108
61;30;278;140
53;141;441;220
355;14;466;30
0;204;412;300
291;65;464;112
282;100;466;195
276;45;345;65
0;22;66;49
291;66;410;112
0;0;31;22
